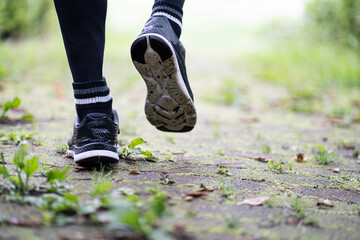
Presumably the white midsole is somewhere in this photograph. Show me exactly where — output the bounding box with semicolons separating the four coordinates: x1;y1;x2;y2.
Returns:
134;33;193;103
73;150;119;161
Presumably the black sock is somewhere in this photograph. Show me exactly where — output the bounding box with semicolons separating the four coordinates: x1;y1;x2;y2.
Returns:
151;0;185;38
73;78;113;121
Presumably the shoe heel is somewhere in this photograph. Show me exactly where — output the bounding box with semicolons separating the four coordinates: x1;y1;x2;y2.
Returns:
74;143;119;166
131;36;147;64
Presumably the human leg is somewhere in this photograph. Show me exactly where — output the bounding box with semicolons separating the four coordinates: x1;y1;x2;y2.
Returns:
54;0;119;165
131;0;197;132
54;0;113;120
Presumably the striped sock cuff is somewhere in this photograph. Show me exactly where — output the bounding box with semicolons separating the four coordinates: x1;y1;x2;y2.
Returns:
72;78;113;119
151;1;183;30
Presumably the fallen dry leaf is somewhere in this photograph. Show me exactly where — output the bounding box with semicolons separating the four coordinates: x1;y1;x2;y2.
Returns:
183;188;217;201
183;196;194;201
172;151;185;155
341;144;355;150
73;166;87;171
294;152;306;162
317;199;334;207
332;168;340;173
240;117;259;123
159;172;170;178
7;217;42;227
237;196;270;206
250;156;275;163
285;217;303;226
43;163;61;168
173;224;186;233
130;170;140;175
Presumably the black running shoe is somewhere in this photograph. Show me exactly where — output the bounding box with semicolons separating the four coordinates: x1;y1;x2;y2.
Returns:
67;110;120;166
131;16;197;132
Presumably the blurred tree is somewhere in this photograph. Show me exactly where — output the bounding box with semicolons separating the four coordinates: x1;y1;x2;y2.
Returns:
0;0;50;39
306;0;360;49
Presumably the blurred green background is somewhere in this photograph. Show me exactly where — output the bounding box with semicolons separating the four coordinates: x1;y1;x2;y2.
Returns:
0;0;359;125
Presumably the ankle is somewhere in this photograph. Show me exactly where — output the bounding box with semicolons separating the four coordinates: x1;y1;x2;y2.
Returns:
151;1;183;38
72;78;113;121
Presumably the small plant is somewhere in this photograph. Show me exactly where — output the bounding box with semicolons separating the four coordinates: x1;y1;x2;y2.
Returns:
210;123;221;139
33;136;46;146
0;97;34;122
104;188;171;238
0;151;5;164
45;166;71;194
39;159;48;177
219;178;235;200
91;166;114;198
159;173;175;185
165;135;176;144
0;145;80;225
0;145;71;196
314;145;337;165
260;143;272;154
256;133;263;140
353;150;359;159
219;78;248;106
0;144;39;194
267;161;284;174
1;132;35;145
0;97;21;119
217;165;232;176
265;198;276;208
46;167;69;185
353;203;360;216
162;153;175;162
249;164;254;180
288;163;294;171
39;192;79;216
339;175;360;191
55;138;68;154
20;113;35;122
120;138;158;162
224;216;240;229
293;197;317;225
34;167;77;223
215;148;225;156
293;197;305;219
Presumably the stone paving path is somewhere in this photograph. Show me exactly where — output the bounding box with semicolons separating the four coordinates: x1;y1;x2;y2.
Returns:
1;55;360;239
1;1;360;239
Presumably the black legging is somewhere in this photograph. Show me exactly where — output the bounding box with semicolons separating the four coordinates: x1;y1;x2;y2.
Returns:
54;0;185;83
54;0;107;83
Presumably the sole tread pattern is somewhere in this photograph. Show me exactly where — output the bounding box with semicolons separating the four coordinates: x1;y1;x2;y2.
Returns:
131;34;196;132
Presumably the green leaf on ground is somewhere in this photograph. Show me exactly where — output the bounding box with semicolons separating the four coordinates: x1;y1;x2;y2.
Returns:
120;138;157;161
1;97;21;118
0;165;10;178
23;157;39;178
128;138;146;150
46;167;70;184
13;144;28;168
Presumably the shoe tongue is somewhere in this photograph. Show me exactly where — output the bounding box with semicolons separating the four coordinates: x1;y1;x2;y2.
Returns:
86;113;109;121
89;112;106;117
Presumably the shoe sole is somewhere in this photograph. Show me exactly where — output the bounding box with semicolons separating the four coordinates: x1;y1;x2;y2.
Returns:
67;143;119;166
131;33;196;132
